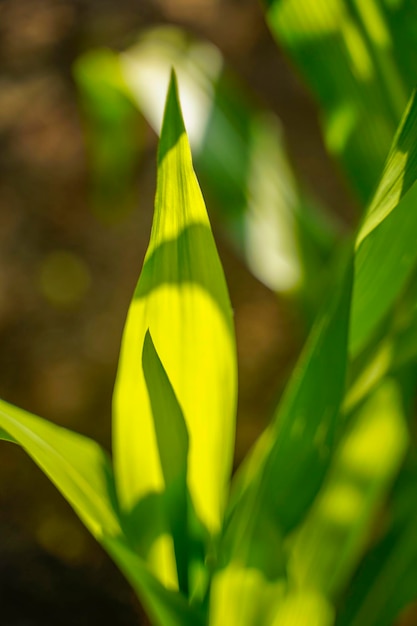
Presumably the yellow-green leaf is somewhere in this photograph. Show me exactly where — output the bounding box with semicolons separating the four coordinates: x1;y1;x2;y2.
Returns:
104;536;206;626
287;378;408;598
0;398;120;540
336;456;417;626
0;399;204;626
209;564;286;626
112;71;237;584
115;26;339;302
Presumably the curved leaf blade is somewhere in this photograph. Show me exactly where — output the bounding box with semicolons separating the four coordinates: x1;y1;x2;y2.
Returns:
113;71;237;580
336;458;417;626
0;399;204;626
209;564;286;626
142;330;190;594
104;536;206;626
228;260;353;542
0;398;120;539
118;26;339;302
265;0;408;205
218;260;352;625
351;89;417;354
287;378;408;599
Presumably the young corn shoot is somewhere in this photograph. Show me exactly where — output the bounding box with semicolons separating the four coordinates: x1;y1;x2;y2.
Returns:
2;69;417;626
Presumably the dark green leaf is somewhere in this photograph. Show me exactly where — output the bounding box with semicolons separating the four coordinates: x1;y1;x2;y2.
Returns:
351;89;417;355
265;0;409;205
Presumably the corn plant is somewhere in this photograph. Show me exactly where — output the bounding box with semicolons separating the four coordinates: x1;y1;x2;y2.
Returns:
74;27;339;313
2;65;417;626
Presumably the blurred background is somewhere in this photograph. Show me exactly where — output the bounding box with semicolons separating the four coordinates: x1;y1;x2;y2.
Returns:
0;0;385;623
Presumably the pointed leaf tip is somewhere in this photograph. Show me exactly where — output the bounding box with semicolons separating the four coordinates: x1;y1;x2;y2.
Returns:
158;69;186;165
113;70;237;568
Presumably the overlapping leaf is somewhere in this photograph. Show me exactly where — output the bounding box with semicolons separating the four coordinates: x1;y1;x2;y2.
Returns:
287;378;408;599
0;399;203;626
212;259;352;625
351;89;417;355
265;0;409;205
122;27;341;303
141;330;189;594
75;27;339;310
222;85;417;621
336;454;417;626
265;3;417;354
112;72;237;586
229;256;352;531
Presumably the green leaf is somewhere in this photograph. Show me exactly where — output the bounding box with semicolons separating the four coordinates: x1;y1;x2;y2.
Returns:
73;48;142;219
0;398;120;539
216;259;352;623
390;282;417;372
265;0;408;205
0;426;16;443
0;398;204;626
287;378;408;599
228;259;353;542
208;564;286;626
268;591;334;626
113;71;237;584
104;536;206;626
266;4;417;352
356;89;417;245
351;89;417;354
142;330;189;594
142;330;188;488
118;26;339;306
208;563;333;626
336;455;417;626
255;267;352;534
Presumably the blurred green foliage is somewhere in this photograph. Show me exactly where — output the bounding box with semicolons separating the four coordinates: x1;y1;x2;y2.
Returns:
2;1;417;625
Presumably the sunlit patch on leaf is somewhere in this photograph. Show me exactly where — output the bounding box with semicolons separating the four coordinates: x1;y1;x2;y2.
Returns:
112;71;237;584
